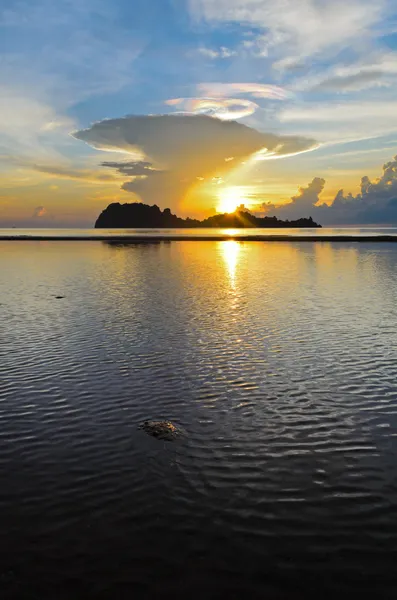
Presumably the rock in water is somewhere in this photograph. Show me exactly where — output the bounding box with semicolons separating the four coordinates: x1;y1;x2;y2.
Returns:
139;420;183;441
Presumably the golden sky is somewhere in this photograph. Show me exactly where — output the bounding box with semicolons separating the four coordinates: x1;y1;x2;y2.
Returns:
2;0;397;227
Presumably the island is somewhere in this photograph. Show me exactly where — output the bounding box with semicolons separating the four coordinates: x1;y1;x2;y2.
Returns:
95;202;322;228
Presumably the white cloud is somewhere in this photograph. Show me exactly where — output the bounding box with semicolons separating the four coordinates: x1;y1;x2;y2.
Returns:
198;82;288;99
293;51;397;93
189;0;386;66
165;97;259;120
0;88;76;161
164;84;288;125
0;0;142;109
220;47;237;58
196;47;220;59
276;100;397;142
0;0;143;173
280;101;397;123
196;46;237;59
311;71;387;93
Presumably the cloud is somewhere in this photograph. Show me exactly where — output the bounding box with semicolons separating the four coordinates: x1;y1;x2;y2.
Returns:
72;114;317;210
290;177;326;210
197;82;288;99
277;100;397;142
32;164;121;183
219;47;237;59
165;97;258;120
262;155;397;224
0;0;143;181
32;206;47;218
294;52;397;94
280;101;397;123
100;160;159;176
311;71;387;93
0;88;76;161
0;1;142;107
196;46;237;59
189;0;386;67
196;47;219;59
163;83;288;138
165;98;182;107
258;177;325;219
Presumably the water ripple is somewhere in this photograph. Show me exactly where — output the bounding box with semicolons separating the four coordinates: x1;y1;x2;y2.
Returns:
1;240;397;597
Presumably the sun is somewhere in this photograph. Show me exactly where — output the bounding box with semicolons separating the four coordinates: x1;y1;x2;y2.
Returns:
216;186;245;214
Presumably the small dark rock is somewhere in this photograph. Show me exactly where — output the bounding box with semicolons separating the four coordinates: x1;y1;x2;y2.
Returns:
54;296;65;299
138;420;183;441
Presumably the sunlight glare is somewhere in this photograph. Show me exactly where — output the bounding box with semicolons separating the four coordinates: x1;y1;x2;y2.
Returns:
220;240;241;288
217;186;245;213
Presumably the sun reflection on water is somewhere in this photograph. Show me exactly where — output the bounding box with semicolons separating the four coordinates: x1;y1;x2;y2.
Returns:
220;240;241;288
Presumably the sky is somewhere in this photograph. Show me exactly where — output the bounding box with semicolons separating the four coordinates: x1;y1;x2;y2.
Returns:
2;0;397;227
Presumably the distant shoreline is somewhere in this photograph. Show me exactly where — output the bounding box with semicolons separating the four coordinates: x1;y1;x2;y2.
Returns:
2;235;397;242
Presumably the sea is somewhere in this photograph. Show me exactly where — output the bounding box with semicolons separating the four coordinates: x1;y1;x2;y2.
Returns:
1;229;397;598
2;226;397;238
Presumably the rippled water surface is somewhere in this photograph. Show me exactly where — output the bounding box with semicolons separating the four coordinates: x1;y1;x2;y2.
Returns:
2;226;397;238
1;240;397;599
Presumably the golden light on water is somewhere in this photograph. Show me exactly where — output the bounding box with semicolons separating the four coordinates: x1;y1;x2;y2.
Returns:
216;186;246;214
220;240;241;288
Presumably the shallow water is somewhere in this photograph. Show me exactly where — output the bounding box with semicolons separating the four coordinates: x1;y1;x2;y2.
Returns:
2;226;397;238
1;240;397;598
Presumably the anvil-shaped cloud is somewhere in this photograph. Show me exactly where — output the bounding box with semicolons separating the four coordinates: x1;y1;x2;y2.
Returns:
72;114;317;211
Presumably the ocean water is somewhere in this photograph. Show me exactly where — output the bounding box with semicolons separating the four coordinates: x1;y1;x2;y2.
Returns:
1;239;397;598
1;226;397;238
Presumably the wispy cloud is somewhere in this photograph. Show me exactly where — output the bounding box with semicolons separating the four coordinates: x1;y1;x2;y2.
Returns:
0;89;76;161
1;0;142;105
2;156;125;184
196;46;237;59
165;83;287;122
198;82;288;99
293;52;397;93
311;71;387;93
32;164;122;183
189;0;387;66
0;0;144;186
280;101;397;123
165;97;258;120
277;100;397;143
100;161;160;176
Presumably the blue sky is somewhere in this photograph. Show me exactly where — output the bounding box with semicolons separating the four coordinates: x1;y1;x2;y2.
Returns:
2;0;397;226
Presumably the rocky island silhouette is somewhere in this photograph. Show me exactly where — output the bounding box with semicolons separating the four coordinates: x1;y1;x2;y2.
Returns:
95;202;322;228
